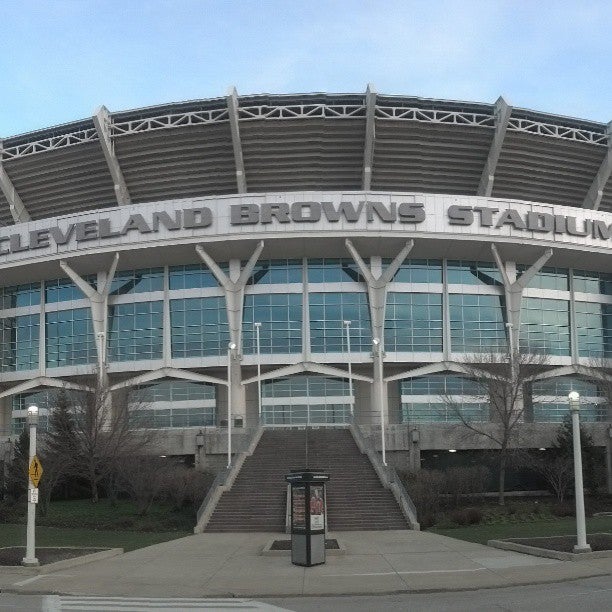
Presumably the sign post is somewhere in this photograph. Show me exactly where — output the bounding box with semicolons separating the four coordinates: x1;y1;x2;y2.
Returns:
22;405;40;566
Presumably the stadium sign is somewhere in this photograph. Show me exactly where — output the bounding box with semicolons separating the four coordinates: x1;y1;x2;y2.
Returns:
0;197;611;257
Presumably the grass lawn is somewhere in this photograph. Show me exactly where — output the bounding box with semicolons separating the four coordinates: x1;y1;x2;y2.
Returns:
0;498;195;552
0;523;191;553
3;498;195;532
431;515;612;544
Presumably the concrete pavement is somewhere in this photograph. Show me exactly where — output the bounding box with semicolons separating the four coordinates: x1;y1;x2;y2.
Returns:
0;530;610;598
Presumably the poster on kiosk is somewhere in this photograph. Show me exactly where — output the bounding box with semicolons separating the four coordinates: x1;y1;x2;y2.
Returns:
286;471;330;567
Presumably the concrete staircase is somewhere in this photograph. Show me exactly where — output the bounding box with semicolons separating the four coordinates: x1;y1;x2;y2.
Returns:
205;427;408;532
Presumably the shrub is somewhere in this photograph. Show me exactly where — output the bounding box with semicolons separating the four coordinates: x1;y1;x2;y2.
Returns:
402;469;446;516
444;465;490;507
449;507;483;526
551;502;574;517
162;467;215;513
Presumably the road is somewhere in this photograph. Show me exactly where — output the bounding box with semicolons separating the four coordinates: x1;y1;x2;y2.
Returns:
0;576;611;611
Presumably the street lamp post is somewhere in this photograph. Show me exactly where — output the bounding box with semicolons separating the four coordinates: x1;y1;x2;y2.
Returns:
343;320;354;420
227;342;237;468
22;405;39;567
254;322;262;423
568;391;592;553
372;337;386;465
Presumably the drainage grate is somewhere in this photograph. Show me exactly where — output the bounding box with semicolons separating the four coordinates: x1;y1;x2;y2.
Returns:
269;539;340;550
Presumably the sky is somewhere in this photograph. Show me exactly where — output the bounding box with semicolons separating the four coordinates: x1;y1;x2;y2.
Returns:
0;0;610;137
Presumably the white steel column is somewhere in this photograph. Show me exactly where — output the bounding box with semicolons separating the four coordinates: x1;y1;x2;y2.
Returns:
93;106;131;206
227;87;247;194
491;244;553;357
345;239;413;432
362;83;377;191
582;121;612;210
196;241;264;423
59;254;120;384
477;96;512;197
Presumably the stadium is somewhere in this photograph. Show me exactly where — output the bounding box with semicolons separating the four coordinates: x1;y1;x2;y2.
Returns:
0;87;611;529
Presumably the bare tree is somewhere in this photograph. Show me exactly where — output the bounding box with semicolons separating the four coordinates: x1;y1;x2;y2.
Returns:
62;379;156;503
516;450;573;503
441;350;550;505
116;455;169;515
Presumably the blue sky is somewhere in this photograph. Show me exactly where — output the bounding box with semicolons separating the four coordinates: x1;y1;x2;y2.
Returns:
1;0;610;137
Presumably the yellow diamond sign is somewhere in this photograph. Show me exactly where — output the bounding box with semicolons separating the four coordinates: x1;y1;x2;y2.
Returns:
29;455;43;487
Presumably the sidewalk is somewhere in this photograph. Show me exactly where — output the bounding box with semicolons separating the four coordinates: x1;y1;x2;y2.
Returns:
1;530;610;598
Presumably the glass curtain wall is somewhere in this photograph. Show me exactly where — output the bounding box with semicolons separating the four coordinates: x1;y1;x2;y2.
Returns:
130;379;216;428
261;375;351;425
400;374;488;423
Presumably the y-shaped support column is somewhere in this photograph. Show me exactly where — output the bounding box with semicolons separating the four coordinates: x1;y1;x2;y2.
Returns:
491;244;552;358
345;239;414;433
196;241;264;424
59;253;119;385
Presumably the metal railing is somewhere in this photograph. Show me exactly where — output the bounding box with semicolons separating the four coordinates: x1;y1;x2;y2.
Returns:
349;417;420;530
194;425;263;532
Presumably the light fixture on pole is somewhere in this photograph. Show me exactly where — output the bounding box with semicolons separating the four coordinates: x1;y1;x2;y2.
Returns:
372;337;386;466
22;405;39;567
343;320;354;420
227;342;237;468
254;322;262;423
96;331;106;381
568;391;591;553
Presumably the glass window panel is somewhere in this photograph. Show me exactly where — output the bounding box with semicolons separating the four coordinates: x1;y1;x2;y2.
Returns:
447;261;502;286
46;308;96;367
170;297;229;357
309;292;371;353
385;293;442;352
449;294;507;353
520;297;570;356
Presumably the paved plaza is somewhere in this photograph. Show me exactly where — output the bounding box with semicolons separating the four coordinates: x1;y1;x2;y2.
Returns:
0;530;610;599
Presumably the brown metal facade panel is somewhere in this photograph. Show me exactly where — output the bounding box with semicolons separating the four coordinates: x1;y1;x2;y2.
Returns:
114;124;236;202
3;143;117;221
491;132;606;208
371;121;492;194
241;119;364;192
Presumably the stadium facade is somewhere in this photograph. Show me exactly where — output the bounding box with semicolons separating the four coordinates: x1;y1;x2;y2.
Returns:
0;87;610;482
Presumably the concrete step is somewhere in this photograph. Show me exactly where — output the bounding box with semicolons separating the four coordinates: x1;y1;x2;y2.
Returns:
205;427;410;533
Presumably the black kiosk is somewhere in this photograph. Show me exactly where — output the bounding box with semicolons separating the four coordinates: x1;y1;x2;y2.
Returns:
285;470;330;567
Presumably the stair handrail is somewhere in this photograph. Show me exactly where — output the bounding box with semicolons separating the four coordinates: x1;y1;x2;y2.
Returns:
194;424;263;533
285;484;292;534
349;419;420;530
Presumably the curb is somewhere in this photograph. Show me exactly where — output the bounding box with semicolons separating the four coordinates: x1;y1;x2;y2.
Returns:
2;548;124;574
488;539;612;562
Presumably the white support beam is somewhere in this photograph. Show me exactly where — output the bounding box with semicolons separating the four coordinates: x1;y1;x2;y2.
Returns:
110;367;226;391
385;360;472;383
242;360;373;386
0;140;30;223
0;377;92;400
477;96;512;197
582;120;612;210
491;243;552;354
60;253;120;383
528;364;612;384
93;106;131;206
226;87;247;194
362;83;377;190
